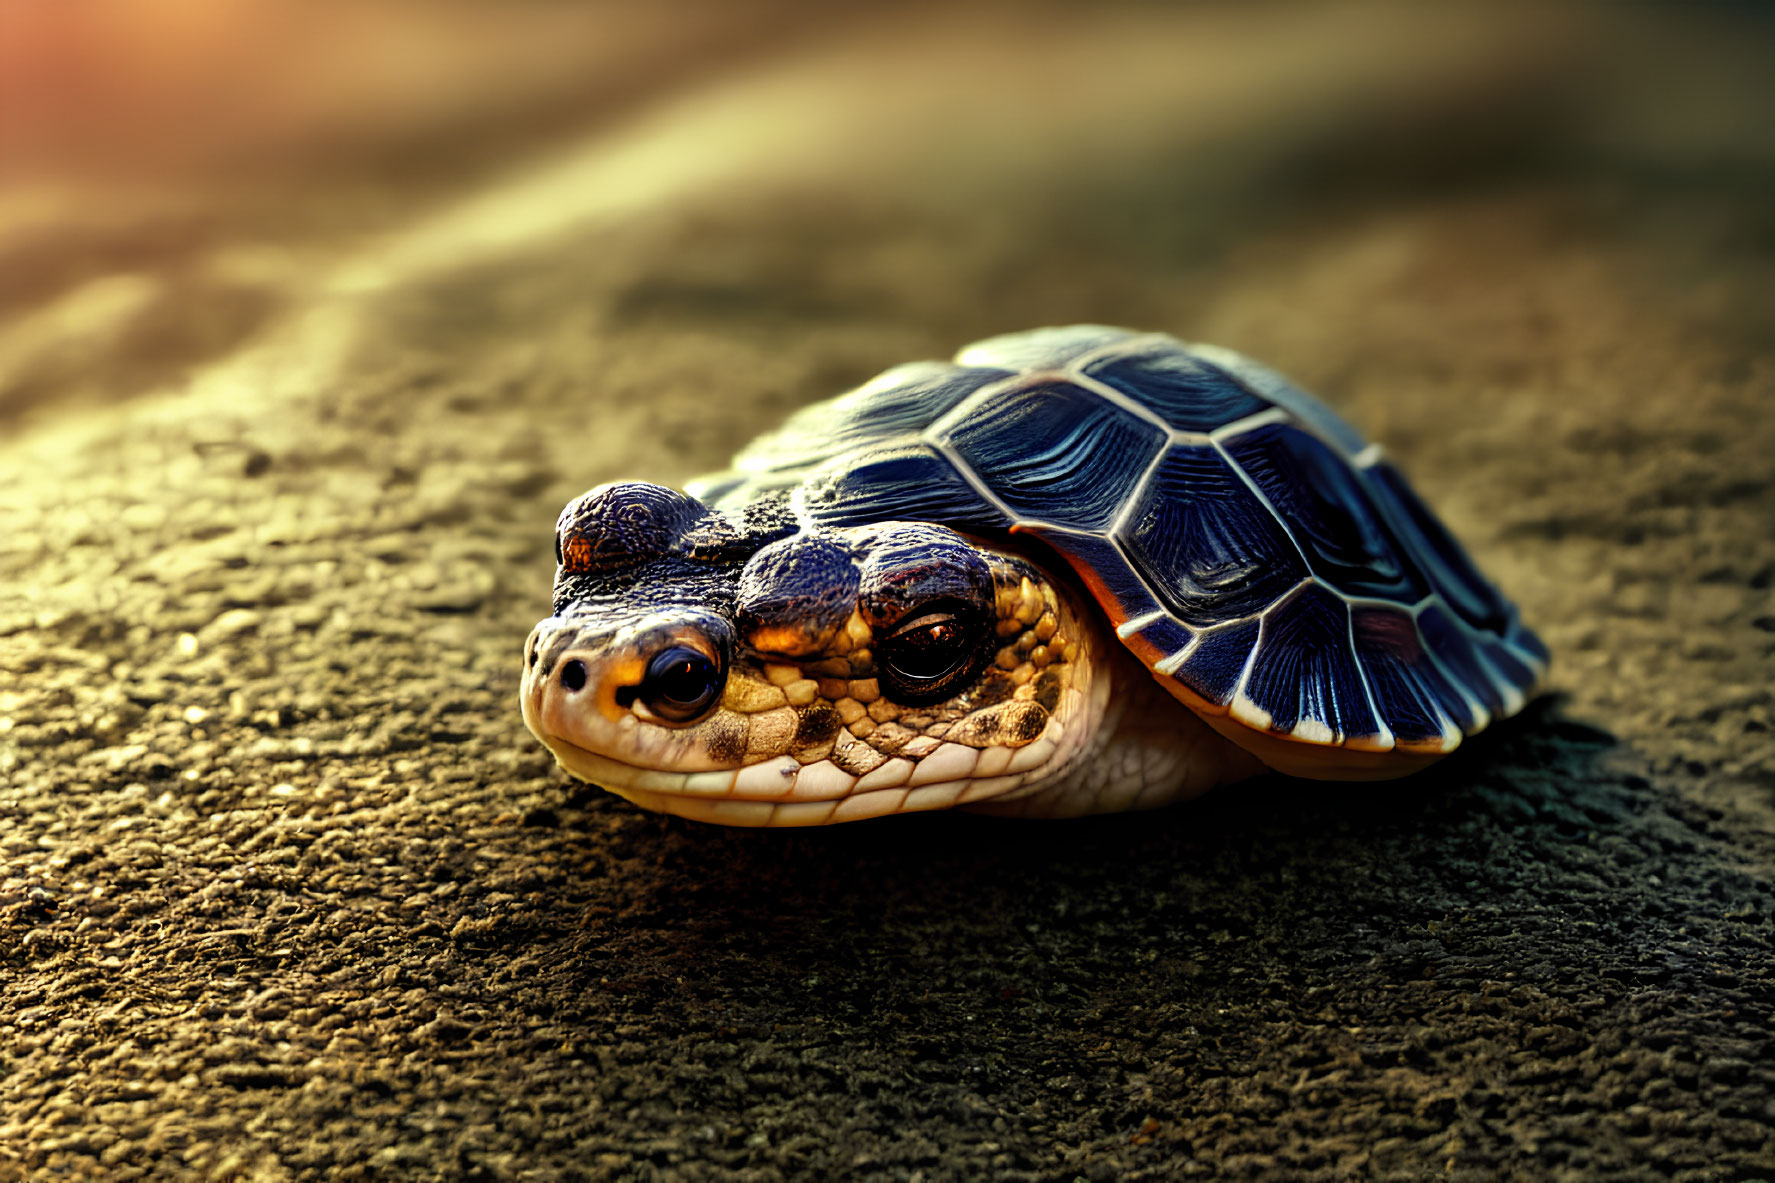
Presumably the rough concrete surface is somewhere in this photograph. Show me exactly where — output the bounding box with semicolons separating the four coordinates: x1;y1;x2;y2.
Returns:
2;3;1773;1179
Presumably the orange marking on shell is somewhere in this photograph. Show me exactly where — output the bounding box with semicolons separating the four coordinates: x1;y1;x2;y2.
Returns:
1155;660;1445;778
1196;711;1440;780
1150;666;1232;719
1010;524;1131;631
1117;628;1172;672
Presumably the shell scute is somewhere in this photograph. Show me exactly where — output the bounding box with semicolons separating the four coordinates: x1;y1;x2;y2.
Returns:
1239;583;1382;745
956;324;1141;370
1416;604;1501;728
1350;605;1461;747
800;443;1010;532
1479;637;1537;708
737;362;1013;476
1023;529;1162;627
1171;617;1259;707
1508;621;1550;666
1128;614;1191;669
687;471;800;519
1364;461;1513;633
1221;423;1429;602
1082;345;1270;432
943;380;1165;530
1122;442;1308;627
1187;343;1369;456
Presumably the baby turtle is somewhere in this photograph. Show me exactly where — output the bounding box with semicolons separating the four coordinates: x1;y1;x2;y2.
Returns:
522;326;1546;825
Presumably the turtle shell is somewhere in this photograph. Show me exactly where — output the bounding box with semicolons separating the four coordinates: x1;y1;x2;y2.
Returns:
688;326;1547;771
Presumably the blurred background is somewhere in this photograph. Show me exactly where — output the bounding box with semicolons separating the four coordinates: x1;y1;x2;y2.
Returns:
2;0;1770;431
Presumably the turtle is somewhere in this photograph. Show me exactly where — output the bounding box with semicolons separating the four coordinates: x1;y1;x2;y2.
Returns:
521;325;1547;826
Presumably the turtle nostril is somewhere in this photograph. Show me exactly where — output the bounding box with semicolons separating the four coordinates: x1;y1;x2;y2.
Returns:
559;659;588;692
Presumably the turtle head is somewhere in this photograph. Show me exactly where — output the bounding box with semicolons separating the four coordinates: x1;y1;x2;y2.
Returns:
522;482;749;775
522;483;1114;825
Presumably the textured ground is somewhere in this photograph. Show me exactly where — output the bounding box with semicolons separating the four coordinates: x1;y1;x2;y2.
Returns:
3;3;1773;1180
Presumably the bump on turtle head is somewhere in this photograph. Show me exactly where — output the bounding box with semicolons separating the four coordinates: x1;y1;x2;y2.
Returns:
551;482;781;615
735;531;861;658
555;482;704;575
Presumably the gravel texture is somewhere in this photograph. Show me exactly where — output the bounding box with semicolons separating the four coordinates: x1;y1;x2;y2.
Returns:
2;4;1772;1180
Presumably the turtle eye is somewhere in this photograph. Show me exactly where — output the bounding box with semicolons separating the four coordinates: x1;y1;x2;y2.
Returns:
878;606;985;704
639;646;724;723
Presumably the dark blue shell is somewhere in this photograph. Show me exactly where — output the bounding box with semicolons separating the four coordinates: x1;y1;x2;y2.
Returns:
689;326;1545;756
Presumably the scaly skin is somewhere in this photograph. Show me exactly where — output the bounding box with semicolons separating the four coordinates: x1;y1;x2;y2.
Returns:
522;530;1262;825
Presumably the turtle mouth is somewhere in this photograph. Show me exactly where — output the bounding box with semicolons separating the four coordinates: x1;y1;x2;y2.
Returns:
523;712;1070;828
529;714;1105;829
533;731;746;797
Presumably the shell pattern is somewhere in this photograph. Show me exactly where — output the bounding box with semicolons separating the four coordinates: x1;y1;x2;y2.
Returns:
689;326;1547;758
